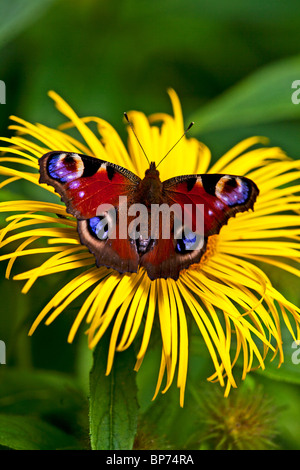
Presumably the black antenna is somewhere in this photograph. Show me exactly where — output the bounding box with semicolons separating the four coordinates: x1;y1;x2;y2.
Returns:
124;112;150;166
156;122;194;169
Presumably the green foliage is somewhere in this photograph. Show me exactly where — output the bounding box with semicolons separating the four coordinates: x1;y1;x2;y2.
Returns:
190;55;300;132
0;367;87;449
0;0;300;450
0;0;56;48
0;414;79;450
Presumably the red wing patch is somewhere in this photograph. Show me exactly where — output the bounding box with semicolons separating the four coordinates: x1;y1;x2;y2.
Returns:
163;173;259;236
39;151;140;219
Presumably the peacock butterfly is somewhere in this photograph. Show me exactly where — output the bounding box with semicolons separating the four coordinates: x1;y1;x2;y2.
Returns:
39;120;259;280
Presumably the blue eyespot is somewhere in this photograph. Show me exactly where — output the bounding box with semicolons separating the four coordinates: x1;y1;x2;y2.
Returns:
89;217;100;234
88;216;109;240
218;178;250;206
47;153;84;182
237;183;249;204
48;155;63;179
176;231;201;253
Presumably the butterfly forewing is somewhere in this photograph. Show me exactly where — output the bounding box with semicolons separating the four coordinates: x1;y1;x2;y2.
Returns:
163;173;259;236
39;151;140;219
39;151;141;273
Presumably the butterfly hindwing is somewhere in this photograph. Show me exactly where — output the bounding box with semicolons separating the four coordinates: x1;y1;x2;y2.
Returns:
77;219;139;274
139;236;207;280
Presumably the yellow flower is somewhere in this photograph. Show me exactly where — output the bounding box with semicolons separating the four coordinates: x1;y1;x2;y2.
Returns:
0;89;300;406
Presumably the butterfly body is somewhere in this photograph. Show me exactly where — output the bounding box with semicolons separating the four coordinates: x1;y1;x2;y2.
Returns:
39;151;259;280
137;164;163;206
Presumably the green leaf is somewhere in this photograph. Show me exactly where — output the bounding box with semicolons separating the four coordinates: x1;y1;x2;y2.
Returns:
0;368;86;416
253;362;300;385
89;339;139;450
0;0;56;48
0;414;79;450
252;342;300;386
190;55;300;133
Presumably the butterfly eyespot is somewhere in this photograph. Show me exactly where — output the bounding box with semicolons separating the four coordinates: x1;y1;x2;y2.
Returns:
175;229;204;253
88;216;109;240
216;176;249;206
47;153;84;182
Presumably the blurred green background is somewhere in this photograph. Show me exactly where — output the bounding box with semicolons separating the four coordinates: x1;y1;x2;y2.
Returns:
0;0;300;450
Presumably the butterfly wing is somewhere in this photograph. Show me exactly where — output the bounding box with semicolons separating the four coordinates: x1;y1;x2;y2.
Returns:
163;173;259;235
39;151;141;273
140;173;259;280
77;218;139;274
39;151;140;218
39;152;259;280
